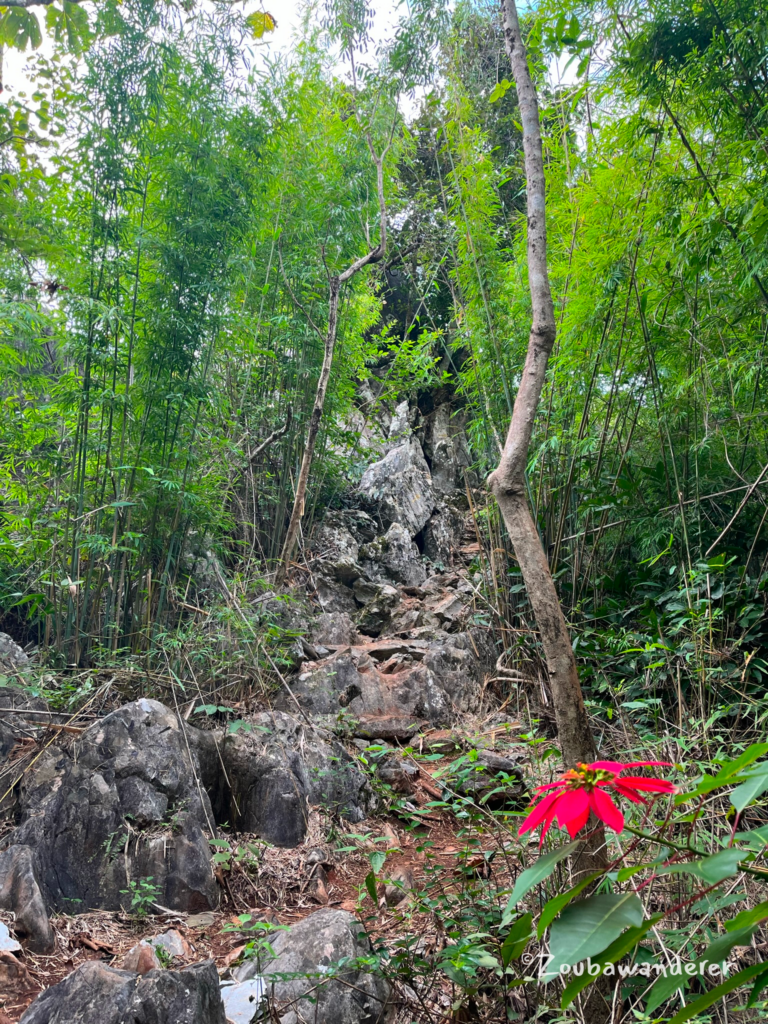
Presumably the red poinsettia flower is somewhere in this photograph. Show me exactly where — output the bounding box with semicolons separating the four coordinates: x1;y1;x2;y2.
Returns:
518;761;676;845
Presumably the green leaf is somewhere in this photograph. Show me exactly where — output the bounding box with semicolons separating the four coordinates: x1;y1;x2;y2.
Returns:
501;843;579;926
704;924;758;965
544;893;644;983
658;848;742;884
45;0;90;53
364;871;377;903
645;966;691;1014
0;8;42;50
748;967;768;1007
698;848;744;883
537;872;603;938
666;962;768;1024
246;11;276;38
501;914;533;968
647;925;762;1013
369;850;386;875
616;864;647;882
726;899;768;932
489;79;512;103
716;744;768;780
733;824;768;850
731;766;768;813
562;915;663;1009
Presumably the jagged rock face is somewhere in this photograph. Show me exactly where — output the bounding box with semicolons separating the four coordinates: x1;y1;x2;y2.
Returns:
19;959;226;1024
311;611;359;647
359;437;435;538
360;523;427;587
0;846;54;953
312;523;360;563
11;698;218;914
427;403;458;496
194;711;372;847
284;632;492;728
424;403;477;493
0;633;28;672
354;582;400;637
242;909;391;1024
423;504;466;566
315;576;360;614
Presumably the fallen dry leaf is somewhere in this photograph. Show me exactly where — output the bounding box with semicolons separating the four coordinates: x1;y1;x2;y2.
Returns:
223;944;248;968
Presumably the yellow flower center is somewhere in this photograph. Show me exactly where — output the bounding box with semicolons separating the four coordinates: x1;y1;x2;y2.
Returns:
561;764;616;791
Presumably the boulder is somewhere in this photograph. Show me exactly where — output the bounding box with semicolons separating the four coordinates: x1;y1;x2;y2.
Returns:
0;845;55;953
193;711;372;847
359;523;427;587
221;978;266;1024
359;437;435;538
121;941;162;974
0;951;37;1001
252;909;390;1024
451;750;527;807
0;922;21;953
10;699;218;914
19;959;226;1024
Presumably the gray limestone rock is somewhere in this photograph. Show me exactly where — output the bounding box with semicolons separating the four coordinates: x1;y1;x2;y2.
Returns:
358;437;435;538
312;523;360;563
315;577;359;615
423;504;465;566
287;631;492;727
0;845;55;953
10;699;218;914
355;583;400;638
19;959;226;1024
193;711;372;847
261;909;391;1024
359;523;427;587
311;612;360;647
0;633;28;672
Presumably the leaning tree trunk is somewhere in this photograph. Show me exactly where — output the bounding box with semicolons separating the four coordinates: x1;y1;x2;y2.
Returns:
276;149;389;585
490;1;600;774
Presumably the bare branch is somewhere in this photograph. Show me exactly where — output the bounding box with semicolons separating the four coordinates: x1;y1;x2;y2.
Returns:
248;407;292;464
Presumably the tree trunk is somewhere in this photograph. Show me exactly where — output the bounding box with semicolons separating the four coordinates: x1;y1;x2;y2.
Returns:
276;149;389;583
490;0;599;772
276;279;341;583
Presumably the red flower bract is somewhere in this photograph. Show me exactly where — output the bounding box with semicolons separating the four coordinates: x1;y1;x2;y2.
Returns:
518;761;676;845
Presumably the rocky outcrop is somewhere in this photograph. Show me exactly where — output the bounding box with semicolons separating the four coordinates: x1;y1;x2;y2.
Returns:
283;631;492;729
0;845;54;953
236;909;391;1024
359;437;435;537
19;959;226;1024
10;698;218;914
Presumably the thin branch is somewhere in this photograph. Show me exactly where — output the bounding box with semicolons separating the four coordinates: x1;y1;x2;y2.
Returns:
248;407;292;464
